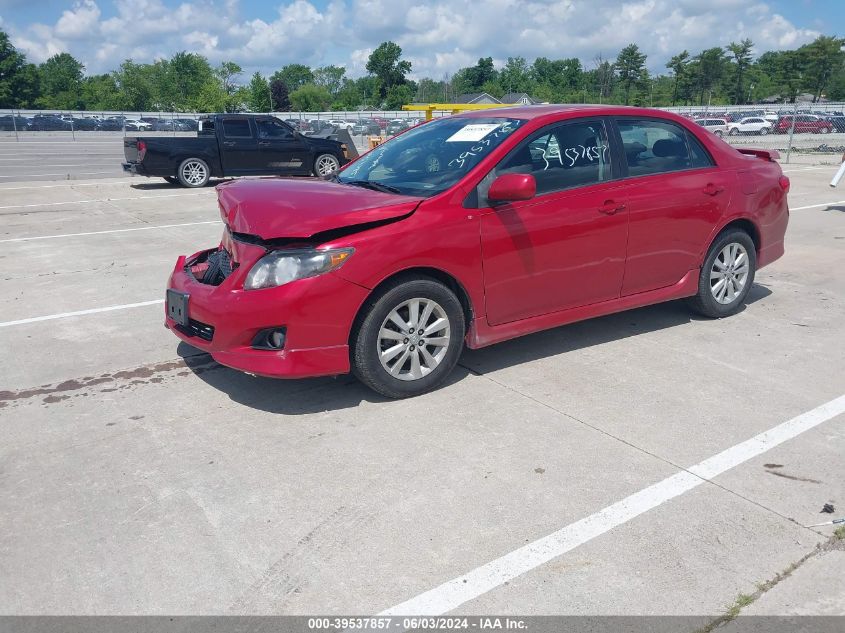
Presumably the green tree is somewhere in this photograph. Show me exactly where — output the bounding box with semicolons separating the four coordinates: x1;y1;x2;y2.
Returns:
0;30;40;108
498;56;533;94
457;57;497;93
691;47;727;105
289;83;332;111
667;51;691;105
727;39;754;104
269;78;290;111
313;65;346;97
366;41;411;100
271;64;314;92
37;52;84;109
163;52;214;110
112;60;155;110
247;71;271;112
615;44;647;105
799;35;845;101
80;74;121;110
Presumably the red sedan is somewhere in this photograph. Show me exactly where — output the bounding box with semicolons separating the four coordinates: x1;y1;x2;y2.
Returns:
166;105;789;398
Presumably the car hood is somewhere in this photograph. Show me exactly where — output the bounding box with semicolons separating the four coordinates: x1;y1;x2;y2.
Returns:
216;178;422;240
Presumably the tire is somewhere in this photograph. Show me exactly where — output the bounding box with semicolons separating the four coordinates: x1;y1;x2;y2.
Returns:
714;130;724;137
759;127;769;136
163;176;178;185
821;127;831;134
313;153;340;177
729;127;739;136
177;158;210;188
687;229;757;318
352;277;465;399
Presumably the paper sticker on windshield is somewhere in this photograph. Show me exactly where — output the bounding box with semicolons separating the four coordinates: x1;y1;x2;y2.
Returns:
445;124;501;143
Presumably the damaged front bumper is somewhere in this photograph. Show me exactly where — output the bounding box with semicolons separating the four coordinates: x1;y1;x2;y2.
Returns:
165;247;370;379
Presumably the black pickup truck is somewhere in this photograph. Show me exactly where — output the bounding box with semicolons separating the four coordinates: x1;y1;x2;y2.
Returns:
122;114;349;187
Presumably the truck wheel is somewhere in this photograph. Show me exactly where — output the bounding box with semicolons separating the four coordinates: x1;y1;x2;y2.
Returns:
177;158;210;188
313;154;340;177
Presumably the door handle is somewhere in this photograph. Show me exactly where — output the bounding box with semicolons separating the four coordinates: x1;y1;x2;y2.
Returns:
598;200;626;215
703;183;724;196
258;141;271;146
222;141;236;147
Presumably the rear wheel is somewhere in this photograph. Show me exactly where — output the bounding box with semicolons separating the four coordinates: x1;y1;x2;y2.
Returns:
759;127;769;135
177;158;210;188
352;277;465;398
313;153;340;177
729;127;739;136
688;229;756;318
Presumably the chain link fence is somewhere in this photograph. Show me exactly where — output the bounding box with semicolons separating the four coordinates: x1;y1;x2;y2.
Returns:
3;103;844;162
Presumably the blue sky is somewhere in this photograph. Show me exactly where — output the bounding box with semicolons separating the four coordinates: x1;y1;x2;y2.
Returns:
0;0;842;79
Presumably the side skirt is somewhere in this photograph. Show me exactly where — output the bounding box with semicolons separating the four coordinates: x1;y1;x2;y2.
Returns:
466;269;700;349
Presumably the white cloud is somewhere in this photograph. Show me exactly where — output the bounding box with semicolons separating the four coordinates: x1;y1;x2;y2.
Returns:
4;0;823;79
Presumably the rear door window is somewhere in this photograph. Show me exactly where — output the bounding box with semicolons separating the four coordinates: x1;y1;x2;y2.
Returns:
616;118;706;177
222;118;252;138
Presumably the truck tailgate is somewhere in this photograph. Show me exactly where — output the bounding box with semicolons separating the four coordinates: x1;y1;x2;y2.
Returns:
123;137;139;162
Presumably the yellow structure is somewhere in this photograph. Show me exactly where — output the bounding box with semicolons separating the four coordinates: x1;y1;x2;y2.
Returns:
402;103;510;121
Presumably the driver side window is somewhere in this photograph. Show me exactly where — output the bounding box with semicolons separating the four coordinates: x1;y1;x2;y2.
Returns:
495;119;612;197
257;118;293;139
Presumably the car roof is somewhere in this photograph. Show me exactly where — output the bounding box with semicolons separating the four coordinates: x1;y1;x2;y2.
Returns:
454;104;697;123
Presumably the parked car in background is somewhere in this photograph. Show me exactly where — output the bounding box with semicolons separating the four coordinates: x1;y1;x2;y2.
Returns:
175;118;198;131
727;117;771;136
327;119;354;131
774;114;834;134
828;116;845;133
162;105;790;398
98;117;124;131
29;114;72;131
694;118;729;137
385;119;411;136
352;119;381;135
124;118;152;131
0;115;30;131
123;114;348;187
152;119;180;131
71;117;100;131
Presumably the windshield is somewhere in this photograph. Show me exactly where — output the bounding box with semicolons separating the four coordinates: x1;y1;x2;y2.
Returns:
337;117;525;197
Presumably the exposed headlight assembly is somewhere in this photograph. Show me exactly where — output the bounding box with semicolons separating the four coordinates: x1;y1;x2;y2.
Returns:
244;248;354;290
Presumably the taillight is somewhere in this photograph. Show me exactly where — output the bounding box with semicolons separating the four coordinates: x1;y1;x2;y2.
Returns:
779;175;790;193
137;140;147;161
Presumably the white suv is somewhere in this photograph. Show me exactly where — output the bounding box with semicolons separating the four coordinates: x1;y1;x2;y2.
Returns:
694;118;729;137
727;117;772;136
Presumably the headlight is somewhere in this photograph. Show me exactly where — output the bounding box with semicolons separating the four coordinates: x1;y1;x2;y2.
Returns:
244;248;354;290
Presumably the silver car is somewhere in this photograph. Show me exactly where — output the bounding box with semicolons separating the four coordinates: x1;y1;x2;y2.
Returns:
694;118;729;138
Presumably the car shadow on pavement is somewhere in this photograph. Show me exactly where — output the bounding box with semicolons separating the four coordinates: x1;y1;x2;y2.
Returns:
129;179;226;191
176;341;472;414
177;284;772;414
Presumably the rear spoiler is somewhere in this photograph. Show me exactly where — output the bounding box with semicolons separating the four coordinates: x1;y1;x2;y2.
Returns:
737;148;780;161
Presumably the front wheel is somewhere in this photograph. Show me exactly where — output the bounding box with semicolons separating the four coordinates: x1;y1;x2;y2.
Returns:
313;153;340;177
729;127;739;136
687;229;756;318
177;158;210;187
352;277;465;398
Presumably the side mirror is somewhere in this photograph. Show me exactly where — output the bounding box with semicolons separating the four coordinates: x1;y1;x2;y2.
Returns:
488;173;536;203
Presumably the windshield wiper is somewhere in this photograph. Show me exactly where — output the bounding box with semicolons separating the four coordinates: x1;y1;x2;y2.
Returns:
342;179;402;194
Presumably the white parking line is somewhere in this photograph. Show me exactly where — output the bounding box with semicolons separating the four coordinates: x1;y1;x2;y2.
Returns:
0;220;222;243
381;394;845;616
0;300;164;328
0;180;139;190
0;171;117;178
791;200;845;210
0;191;214;210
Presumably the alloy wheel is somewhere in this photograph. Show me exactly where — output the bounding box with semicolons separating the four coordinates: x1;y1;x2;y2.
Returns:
181;160;207;186
710;242;750;305
377;298;450;381
315;155;340;176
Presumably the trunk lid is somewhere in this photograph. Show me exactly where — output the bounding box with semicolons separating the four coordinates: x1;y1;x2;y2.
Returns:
216;178;422;240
